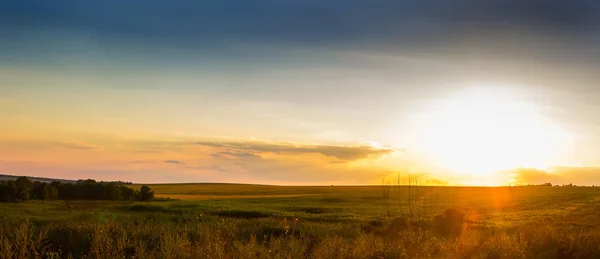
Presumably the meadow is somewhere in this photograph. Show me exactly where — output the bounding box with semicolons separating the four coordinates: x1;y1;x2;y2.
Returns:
1;183;599;258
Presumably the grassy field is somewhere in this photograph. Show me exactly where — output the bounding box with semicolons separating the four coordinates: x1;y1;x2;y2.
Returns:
1;184;599;258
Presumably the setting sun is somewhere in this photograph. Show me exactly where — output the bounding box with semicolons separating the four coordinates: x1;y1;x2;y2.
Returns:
413;86;573;178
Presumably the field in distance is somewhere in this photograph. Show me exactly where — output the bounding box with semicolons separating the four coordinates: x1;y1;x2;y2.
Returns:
128;183;330;200
125;183;600;229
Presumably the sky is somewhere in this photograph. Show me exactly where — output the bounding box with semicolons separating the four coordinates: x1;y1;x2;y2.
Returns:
2;0;600;185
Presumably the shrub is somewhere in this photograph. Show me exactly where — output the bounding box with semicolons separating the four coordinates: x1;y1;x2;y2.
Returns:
431;208;466;237
139;185;154;201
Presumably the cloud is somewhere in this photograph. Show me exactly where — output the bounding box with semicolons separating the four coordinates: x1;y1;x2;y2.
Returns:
53;142;99;151
162;141;398;184
212;151;262;159
197;141;393;161
185;164;242;174
130;160;154;164
193;154;394;184
164;160;184;165
129;149;165;154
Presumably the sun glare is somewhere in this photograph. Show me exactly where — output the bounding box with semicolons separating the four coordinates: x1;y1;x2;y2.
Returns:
413;85;572;179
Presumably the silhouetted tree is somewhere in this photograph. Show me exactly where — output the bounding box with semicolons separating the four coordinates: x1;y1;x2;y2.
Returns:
78;179;97;185
15;176;33;201
0;182;17;202
48;186;59;200
16;190;30;201
104;183;122;200
0;177;137;202
9;177;32;201
121;186;136;200
31;182;50;200
139;185;154;201
16;176;33;191
50;181;62;188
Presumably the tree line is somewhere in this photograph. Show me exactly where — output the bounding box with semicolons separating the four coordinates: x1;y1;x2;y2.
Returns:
0;177;153;202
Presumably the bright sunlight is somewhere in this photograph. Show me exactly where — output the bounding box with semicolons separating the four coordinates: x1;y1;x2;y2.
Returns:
413;85;573;178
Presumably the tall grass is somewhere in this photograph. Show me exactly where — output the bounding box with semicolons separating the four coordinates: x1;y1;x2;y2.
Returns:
0;213;598;258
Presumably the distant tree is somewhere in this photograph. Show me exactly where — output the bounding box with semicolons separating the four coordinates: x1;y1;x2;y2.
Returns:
139;185;154;201
16;189;30;201
0;178;137;202
78;179;97;184
121;186;136;200
48;186;59;200
6;181;18;202
60;183;77;200
109;181;133;185
16;176;33;192
50;181;62;188
13;177;32;201
0;182;10;202
30;181;40;199
104;183;122;200
31;182;50;200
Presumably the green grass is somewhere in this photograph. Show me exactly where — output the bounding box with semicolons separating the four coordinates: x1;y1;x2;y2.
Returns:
1;184;599;258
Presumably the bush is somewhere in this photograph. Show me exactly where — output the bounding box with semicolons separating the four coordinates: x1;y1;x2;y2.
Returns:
139;186;154;201
431;208;466;237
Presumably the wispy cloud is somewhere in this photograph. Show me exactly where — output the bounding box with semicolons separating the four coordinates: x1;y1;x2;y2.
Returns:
130;160;154;164
53;142;100;151
129;149;165;154
164;160;184;165
186;153;394;183
212;151;262;159
197;140;393;161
